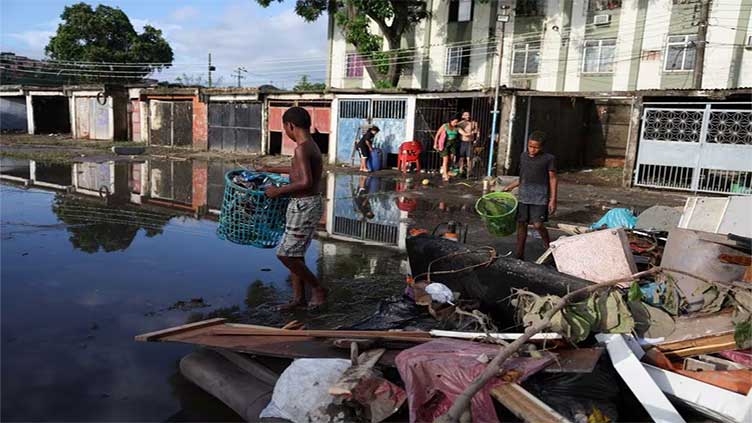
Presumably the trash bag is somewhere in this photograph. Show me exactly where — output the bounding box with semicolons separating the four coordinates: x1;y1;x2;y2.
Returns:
590;208;638;230
522;358;622;422
260;358;353;422
346;296;437;331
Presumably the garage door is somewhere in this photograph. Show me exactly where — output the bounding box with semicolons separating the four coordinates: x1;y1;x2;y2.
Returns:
149;100;193;147
208;102;262;153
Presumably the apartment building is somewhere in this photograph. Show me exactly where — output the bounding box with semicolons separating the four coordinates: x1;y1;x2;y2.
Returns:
327;0;752;92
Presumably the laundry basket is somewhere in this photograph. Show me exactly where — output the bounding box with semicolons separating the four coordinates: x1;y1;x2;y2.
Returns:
217;170;290;248
475;191;518;237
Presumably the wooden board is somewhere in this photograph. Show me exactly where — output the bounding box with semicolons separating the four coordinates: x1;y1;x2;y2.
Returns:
135;318;226;341
491;383;571;423
329;348;386;396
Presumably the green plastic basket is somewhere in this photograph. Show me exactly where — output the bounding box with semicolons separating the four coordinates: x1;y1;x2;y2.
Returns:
475;191;518;237
216;170;290;248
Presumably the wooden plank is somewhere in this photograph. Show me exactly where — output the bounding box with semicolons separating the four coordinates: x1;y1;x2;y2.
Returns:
490;383;571;423
643;364;751;423
429;330;562;341
212;327;432;342
597;334;685;423
659;333;737;359
134;318;226;341
329;348;386;396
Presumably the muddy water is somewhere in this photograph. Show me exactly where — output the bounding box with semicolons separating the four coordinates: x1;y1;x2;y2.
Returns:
1;158;444;421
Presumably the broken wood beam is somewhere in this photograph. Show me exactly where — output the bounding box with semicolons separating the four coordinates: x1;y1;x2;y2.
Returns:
490;383;570;423
135;318;227;342
329;348;386;396
658;333;737;359
211;327;432;343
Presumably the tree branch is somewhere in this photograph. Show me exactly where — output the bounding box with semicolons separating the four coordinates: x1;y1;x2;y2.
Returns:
436;267;664;423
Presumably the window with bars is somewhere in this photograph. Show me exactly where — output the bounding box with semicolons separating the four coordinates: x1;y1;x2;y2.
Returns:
512;43;541;74
345;52;364;78
582;39;616;73
449;0;474;22
664;35;697;71
445;46;471;76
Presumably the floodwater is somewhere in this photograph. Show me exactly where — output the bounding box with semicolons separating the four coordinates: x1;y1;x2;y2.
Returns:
1;157;474;421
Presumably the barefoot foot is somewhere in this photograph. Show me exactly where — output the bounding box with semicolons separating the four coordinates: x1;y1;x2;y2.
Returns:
276;300;306;311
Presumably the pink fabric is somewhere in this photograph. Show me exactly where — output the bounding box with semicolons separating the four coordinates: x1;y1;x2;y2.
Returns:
395;339;555;423
435;127;446;152
719;349;752;368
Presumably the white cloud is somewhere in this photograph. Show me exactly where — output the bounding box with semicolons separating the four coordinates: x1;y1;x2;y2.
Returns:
170;6;199;22
156;5;328;87
10;30;55;52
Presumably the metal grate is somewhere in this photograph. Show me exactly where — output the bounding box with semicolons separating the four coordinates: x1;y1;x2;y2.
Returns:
706;111;752;145
641;109;704;143
339;100;370;119
698;168;752;194
636;164;694;190
372;99;406;119
333;216;398;245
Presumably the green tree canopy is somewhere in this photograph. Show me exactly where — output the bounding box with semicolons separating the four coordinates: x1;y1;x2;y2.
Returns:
45;3;174;81
256;0;428;88
293;74;326;91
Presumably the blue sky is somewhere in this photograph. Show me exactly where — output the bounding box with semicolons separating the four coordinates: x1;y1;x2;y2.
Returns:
0;0;329;87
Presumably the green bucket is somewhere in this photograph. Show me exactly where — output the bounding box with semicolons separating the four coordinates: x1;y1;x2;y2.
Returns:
475;191;518;237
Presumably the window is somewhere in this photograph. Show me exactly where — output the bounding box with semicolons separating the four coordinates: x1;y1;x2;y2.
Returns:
515;0;546;17
582;39;616;73
512;43;541;74
345;53;364;78
445;46;471;76
588;0;622;12
449;0;473;22
664;35;697;71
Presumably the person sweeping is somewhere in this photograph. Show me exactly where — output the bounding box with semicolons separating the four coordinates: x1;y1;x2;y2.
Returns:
502;131;557;260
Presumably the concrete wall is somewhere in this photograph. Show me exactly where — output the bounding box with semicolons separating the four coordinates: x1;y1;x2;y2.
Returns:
0;96;27;131
327;0;751;91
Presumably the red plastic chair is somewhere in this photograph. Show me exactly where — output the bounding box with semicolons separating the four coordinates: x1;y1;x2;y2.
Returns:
397;141;422;173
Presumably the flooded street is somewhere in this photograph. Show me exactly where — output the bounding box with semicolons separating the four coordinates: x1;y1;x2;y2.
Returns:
0;156;687;421
1;158;434;421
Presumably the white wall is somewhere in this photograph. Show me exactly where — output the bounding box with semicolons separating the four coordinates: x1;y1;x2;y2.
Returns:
703;2;743;89
612;0;641;91
737;12;752;87
537;0;565;91
636;1;672;89
563;0;588;91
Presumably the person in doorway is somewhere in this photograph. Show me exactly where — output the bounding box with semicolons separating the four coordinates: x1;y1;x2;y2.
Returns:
358;125;380;172
457;111;479;177
353;175;375;220
433;114;461;182
263;107;326;309
502;131;557;260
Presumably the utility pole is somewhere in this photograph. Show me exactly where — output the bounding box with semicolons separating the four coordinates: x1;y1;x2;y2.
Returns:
693;0;710;89
487;5;510;177
207;53;216;87
232;66;247;88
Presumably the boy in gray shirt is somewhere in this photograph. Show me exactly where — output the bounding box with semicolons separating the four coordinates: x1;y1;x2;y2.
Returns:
502;131;557;260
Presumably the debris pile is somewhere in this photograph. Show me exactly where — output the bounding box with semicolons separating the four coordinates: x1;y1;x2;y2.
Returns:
136;195;752;422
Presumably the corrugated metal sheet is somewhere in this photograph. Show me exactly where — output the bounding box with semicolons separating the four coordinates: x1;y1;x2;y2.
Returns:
75;96;110;140
0;97;27;131
149;100;193;147
208;102;262;153
131;100;141;142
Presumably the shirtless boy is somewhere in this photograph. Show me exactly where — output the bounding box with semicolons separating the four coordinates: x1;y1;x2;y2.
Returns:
263;107;326;308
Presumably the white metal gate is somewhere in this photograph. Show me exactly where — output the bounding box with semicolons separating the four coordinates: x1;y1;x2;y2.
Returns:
635;103;752;194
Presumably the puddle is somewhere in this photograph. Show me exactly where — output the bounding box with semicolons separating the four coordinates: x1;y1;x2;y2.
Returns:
0;158;432;421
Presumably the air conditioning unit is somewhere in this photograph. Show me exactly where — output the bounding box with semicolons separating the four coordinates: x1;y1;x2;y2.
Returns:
746;35;752;49
594;14;611;25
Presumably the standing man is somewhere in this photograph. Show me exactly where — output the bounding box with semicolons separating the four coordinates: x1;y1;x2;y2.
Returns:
358;125;380;172
263;107;326;309
457;111;479;177
502;131;557;260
